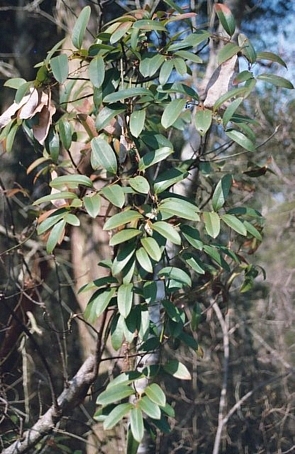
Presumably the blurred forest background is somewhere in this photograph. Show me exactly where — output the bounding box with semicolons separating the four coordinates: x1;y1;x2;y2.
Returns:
1;1;295;453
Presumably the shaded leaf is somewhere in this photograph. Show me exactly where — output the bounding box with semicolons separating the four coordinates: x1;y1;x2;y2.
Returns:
158;266;192;287
215;3;236;37
256;51;287;68
46;219;66;253
84;287;116;323
59;119;72;149
212;174;233;211
140;53;165;77
180;225;203;250
91;136;118;174
183;254;205;275
83;193;101;218
138;147;173;171
257;74;294;90
154;168;187;194
50;54;69;84
195;108;212;136
225;128;255;152
89;56;105;88
50;174;93;190
159;59;174;85
218;43;240;65
129;109;146;138
118;283;133;318
163;360;191;380
130;407;144;443
103;87;152;103
136;247;153;274
129;176;150;194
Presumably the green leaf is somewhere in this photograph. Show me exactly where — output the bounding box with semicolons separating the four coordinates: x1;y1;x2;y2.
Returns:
89;56;105;88
243;220;262;241
174;50;202;64
15;82;33;103
256;51;287;68
47;129;60;162
158;266;192;287
180;225;203;250
223;97;243;127
5;123;19;152
145;383;166;407
118;283;133;318
163;360;191;380
37;209;68;235
183;254;205;275
126;429;140;454
110;21;133;44
110;314;125;351
215;3;236;37
203;211;220;238
238;33;256;64
173;57;187;76
129;176;150;194
130;407;144;443
161;98;186;128
91;136;118;174
112;242;136;277
218;43;240;65
97;384;134;406
181;30;211;47
225;129;255;152
95;105;125;130
103;403;132;430
129;109;146;138
72;5;91;49
4;78;27;89
59;120;72;150
79;276;118;293
140;53;165;78
104;210;143;230
110;229;142;247
64;212;80;226
159;59;174;85
221;214;247;236
133;19;167;31
46;219;66;253
83;193;101;218
103;87;152;103
139;396;161;420
212;174;233;211
138;147;173;171
100;184;125;208
141;237;162;262
257;74;294;90
158;197;200;221
154;168;187;194
136;247;153;274
213;86;251;111
50;54;69;84
50;175;93;190
84;287;116;323
195;108;212;136
33;191;77;205
151;221;181;245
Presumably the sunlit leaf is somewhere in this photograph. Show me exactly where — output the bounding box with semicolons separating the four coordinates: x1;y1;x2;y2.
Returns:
158;197;200;221
136;247;153;273
110;229;142;247
183;254;205;275
223;97;243;127
195;108;212;136
221;214;247;236
84;287;116;323
154;168;187;194
159;59;174;85
225;128;255;152
118;283;133;318
180;225;203;250
129;109;146;138
163;360;191;380
46;219;66;253
238;33;256;64
151;221;181;245
215;3;236;37
218;43;240;65
138;147;173;171
141;237;162;262
212;174;233;211
130;407;144;443
100;184;125;208
161;98;186;128
97;384;134;406
4;77;27;89
203;211;220;238
50;175;93;190
158;266;192;287
140;53;165;78
91;136;118;174
145;383;166;407
103;87;152;103
133;19;167;31
138;396;161;420
103;403;132;430
83;193;101;218
89;56;105;88
104;210;143;230
112;242;136;277
50;54;69;84
243;220;262;241
34;191;77;205
110;21;133;44
256;51;287;68
128;176;150;194
72;5;91;49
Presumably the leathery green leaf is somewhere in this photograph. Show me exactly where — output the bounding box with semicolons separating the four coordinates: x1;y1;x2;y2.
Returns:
104;210;143;230
183;254;205;275
180;225;203;250
126;429;140;454
138;147;173;171
97;384;134;406
195;108;212;136
84;287;116;323
154;168;187;194
139;396;161;420
128;176;150;194
46;219;66;253
129;109;146;138
109;229;141;247
212;174;233;211
130;407;144;443
103;403;133;430
159;59;174;85
226;129;255;152
215;3;236;37
59;120;72;150
158;266;192;287
161;98;186;129
221;214;247;236
141;237;162;262
72;5;91;49
151;221;181;245
139;53;165;78
89;55;105;88
163;360;191;380
91;136;118;174
145;383;166;407
223;97;243;127
136;247;153;274
50;54;69;84
257;74;294;90
203;211;220;238
100;184;125;208
118;283;133;318
112;242;136;277
218;43;240;65
83;193;101;218
33;191;77;205
158;197;200;221
256;51;287;68
50;174;93;190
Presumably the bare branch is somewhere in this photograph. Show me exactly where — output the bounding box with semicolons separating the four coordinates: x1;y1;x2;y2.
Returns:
1;355;96;454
